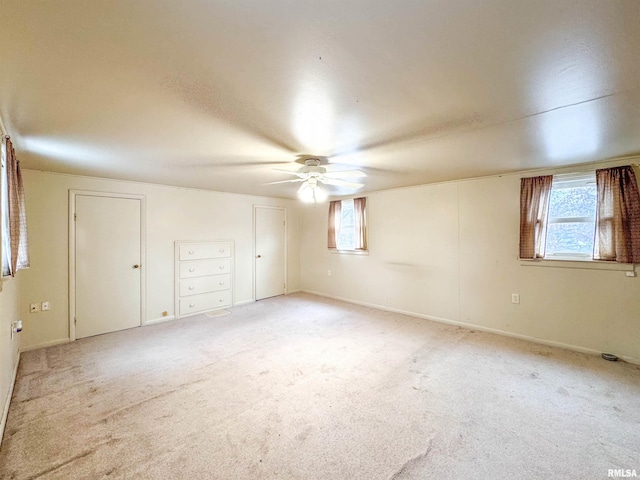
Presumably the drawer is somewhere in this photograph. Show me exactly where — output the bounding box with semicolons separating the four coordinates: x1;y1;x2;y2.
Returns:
179;258;231;278
180;274;231;296
179;290;231;316
179;242;231;261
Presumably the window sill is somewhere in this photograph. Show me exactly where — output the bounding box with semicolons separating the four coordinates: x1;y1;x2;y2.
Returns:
329;249;369;256
519;258;634;271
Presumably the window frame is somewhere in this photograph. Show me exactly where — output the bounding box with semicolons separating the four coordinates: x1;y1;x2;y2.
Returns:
543;172;597;261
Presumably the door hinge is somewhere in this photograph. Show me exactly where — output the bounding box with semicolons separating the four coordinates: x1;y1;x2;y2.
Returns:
74;213;77;221
74;316;77;325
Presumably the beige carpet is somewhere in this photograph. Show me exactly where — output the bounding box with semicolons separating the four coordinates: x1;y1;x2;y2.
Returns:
1;293;639;479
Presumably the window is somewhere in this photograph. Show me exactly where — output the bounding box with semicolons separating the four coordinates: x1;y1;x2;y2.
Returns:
1;138;10;277
0;136;30;277
337;199;356;250
545;172;597;259
328;197;368;252
520;165;640;265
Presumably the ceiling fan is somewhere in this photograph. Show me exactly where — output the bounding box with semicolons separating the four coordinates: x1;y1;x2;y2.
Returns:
268;158;366;203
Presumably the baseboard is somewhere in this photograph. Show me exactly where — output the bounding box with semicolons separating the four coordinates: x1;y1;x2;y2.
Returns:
301;290;640;366
1;350;20;447
618;355;640;365
286;289;302;295
144;315;176;326
19;338;70;353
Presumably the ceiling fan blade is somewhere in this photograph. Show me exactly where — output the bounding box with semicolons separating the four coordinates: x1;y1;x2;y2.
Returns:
323;169;367;179
272;168;306;178
265;178;306;185
319;178;365;189
177;160;293;169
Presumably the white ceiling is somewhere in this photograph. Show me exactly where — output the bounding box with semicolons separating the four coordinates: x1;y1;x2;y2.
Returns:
1;0;639;199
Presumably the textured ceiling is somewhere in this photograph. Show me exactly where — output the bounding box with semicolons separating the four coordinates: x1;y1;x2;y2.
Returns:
1;0;639;199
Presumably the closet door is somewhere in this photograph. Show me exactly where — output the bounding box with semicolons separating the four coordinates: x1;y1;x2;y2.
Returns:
254;206;286;300
75;194;142;338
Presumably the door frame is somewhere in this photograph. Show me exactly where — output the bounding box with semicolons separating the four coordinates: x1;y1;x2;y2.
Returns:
253;205;287;301
68;190;146;341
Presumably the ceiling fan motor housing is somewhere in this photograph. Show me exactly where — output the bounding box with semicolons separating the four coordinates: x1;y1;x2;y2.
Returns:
300;159;326;177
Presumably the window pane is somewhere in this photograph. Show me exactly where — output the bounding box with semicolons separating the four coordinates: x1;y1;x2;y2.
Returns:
337;199;355;250
546;222;595;256
1;144;10;276
548;185;597;218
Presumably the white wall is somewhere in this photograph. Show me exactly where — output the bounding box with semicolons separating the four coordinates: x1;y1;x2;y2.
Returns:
0;276;20;440
301;160;640;363
17;160;640;363
20;170;301;350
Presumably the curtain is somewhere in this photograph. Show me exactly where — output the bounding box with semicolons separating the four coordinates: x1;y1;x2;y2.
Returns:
327;200;341;249
593;165;640;263
519;175;553;259
353;197;367;250
5;138;29;275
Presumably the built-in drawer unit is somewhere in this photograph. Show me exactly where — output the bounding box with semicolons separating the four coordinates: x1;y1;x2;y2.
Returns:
175;240;234;318
179;258;231;279
179;290;232;316
179;274;231;297
179;242;232;261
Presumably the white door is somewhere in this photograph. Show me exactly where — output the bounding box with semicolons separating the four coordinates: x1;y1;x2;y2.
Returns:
255;206;286;300
75;195;142;338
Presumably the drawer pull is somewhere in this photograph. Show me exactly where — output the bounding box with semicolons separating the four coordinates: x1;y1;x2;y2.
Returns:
219;265;225;270
188;250;194;254
188;286;194;290
219;281;225;286
219;248;225;253
219;298;224;302
189;303;195;308
189;268;195;272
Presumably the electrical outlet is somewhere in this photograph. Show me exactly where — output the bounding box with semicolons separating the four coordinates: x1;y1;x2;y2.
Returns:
511;294;520;304
42;301;50;311
626;271;636;277
30;303;39;313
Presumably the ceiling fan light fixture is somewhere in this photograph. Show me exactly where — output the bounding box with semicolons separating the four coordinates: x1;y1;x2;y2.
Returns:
298;180;327;203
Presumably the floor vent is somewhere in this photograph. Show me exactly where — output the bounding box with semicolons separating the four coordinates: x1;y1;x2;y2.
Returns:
205;309;231;318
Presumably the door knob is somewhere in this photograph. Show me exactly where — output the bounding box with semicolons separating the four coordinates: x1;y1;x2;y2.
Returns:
256;255;262;258
133;264;140;269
